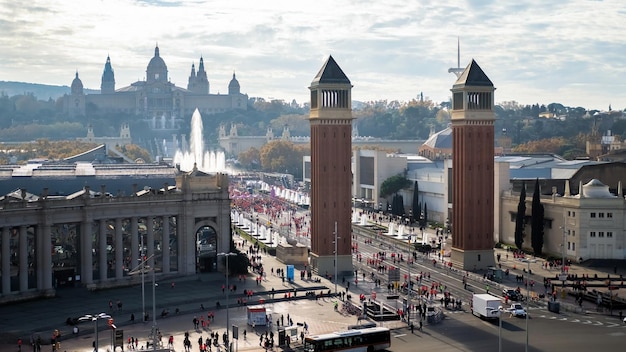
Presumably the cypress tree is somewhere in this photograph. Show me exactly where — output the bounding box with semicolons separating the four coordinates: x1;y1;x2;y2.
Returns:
412;181;419;223
514;182;526;250
531;178;545;255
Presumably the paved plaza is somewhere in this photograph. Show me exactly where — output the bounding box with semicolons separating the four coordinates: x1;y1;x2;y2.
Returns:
1;214;624;352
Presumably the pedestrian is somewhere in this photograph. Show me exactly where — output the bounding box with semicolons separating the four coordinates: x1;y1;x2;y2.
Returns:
419;320;423;331
168;335;174;348
109;300;113;311
117;299;122;311
17;338;22;352
130;313;135;324
410;323;414;334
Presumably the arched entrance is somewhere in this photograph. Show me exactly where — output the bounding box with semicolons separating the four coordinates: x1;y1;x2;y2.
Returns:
196;226;217;272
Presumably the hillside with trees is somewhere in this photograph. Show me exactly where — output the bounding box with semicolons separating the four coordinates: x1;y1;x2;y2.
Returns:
0;83;624;164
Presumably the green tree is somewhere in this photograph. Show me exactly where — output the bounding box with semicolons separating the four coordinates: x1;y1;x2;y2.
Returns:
118;144;153;163
238;147;261;170
259;140;308;177
379;173;410;198
515;182;526;250
531;178;545;255
411;181;419;223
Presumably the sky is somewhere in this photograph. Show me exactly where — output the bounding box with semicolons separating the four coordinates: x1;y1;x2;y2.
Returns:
1;0;625;110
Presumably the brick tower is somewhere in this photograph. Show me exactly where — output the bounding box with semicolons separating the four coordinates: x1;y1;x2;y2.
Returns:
450;60;497;270
308;56;354;277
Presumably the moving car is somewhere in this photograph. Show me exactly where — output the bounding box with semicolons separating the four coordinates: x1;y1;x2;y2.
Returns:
508;303;527;317
503;289;523;301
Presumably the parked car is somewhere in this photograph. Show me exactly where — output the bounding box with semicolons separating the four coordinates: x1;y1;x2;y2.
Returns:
508;303;527;317
503;289;523;301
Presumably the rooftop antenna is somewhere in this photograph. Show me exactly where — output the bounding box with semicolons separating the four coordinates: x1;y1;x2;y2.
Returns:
448;37;464;78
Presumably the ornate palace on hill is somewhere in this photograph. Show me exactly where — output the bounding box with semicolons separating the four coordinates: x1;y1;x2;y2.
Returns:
63;45;248;130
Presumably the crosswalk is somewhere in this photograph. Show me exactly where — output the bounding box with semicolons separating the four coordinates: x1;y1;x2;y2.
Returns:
533;311;625;328
442;307;626;328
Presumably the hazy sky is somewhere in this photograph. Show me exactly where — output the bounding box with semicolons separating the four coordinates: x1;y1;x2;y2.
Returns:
1;0;624;110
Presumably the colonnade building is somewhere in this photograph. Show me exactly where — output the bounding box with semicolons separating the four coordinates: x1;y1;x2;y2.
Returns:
0;167;230;303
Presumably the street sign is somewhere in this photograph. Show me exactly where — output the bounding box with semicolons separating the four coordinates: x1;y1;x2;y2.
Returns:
232;325;239;339
388;268;400;282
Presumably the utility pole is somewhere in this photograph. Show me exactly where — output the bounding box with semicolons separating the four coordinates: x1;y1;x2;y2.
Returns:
334;221;338;296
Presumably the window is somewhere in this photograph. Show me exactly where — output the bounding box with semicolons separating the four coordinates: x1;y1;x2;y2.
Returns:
590;232;596;237
567;211;571;216
599;213;605;218
607;212;613;218
572;231;575;237
599;232;604;238
567;242;571;250
607;232;613;238
572;243;576;250
573;212;576;217
590;212;596;218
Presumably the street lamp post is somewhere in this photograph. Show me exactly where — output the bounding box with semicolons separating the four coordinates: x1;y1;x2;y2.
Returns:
525;260;530;352
333;221;339;296
498;306;504;352
79;313;111;352
407;246;411;326
219;252;237;345
151;262;157;351
140;235;145;324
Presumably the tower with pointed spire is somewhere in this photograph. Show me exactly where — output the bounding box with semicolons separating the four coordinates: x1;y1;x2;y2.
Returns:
188;57;209;94
308;55;354;276
450;59;497;270
448;37;464;78
101;55;115;94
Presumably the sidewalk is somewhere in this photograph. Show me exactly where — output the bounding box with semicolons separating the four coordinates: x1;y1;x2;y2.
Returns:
0;227;413;352
491;247;626;316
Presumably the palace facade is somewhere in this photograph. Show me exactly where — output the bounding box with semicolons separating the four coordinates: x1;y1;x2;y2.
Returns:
0;166;231;303
63;45;248;129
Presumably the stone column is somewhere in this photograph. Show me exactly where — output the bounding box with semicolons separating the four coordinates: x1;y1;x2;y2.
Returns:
99;219;108;282
115;218;124;280
36;225;43;290
41;224;53;291
81;220;93;284
19;226;28;292
146;217;155;270
131;217;139;272
2;227;11;294
162;216;170;274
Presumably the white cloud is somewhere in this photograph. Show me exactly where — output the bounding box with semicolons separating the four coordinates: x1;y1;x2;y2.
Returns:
0;0;624;110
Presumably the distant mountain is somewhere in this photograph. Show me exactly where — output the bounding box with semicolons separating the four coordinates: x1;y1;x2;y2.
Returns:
0;81;98;100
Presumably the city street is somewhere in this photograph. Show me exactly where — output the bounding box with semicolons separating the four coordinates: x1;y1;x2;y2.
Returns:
1;198;625;352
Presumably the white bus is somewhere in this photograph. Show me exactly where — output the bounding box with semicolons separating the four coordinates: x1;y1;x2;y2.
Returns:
303;326;391;352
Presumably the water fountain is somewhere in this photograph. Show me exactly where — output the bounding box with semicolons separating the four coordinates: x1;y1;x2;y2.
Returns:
386;222;395;236
173;109;226;172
